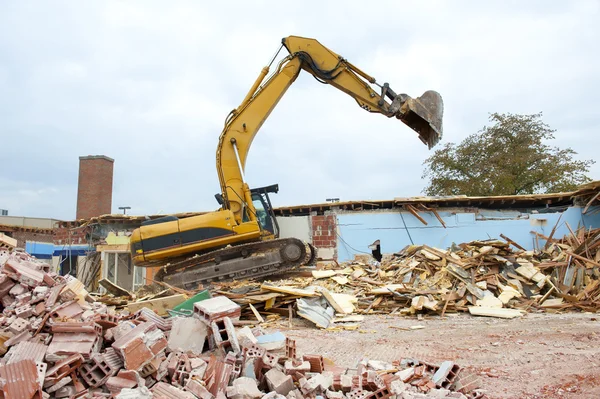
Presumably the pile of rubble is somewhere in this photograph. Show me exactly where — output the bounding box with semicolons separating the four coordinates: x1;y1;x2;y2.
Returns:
0;248;483;398
213;228;600;327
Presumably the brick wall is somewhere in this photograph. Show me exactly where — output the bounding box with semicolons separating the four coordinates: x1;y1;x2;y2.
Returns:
53;226;90;246
311;214;337;261
11;231;54;248
76;155;114;220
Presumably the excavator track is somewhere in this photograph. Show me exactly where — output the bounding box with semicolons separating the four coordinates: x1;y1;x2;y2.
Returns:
153;238;316;290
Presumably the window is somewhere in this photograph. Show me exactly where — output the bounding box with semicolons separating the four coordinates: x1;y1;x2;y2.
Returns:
60;255;78;277
252;193;274;234
103;252;145;292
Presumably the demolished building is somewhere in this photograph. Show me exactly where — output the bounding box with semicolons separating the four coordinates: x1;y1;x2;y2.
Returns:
46;181;600;290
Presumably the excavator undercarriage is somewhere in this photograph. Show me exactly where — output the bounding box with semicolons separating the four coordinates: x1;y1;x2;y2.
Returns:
153;238;316;290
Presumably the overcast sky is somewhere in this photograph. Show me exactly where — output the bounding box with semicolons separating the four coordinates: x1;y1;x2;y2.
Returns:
1;1;598;220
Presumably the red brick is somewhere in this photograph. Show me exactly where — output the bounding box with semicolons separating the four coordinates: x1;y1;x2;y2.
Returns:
76;155;114;220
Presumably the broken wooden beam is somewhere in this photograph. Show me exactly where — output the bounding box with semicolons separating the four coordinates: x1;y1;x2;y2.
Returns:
99;278;132;298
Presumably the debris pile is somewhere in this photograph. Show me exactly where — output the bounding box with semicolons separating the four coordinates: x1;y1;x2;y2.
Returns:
0;248;485;398
213;228;600;327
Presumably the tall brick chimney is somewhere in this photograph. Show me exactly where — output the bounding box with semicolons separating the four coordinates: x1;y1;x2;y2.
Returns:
76;155;114;220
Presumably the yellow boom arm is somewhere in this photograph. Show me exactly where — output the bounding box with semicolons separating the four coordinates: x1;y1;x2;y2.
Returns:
216;36;443;224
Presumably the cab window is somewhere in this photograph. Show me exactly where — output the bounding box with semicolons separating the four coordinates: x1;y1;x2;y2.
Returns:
252;193;274;234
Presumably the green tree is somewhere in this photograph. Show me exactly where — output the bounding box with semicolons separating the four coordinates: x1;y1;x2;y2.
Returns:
422;112;595;196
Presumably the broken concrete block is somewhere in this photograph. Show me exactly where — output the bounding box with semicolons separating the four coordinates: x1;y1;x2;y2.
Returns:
226;377;263;399
284;360;310;375
265;369;295;396
340;375;353;392
300;373;331;395
432;361;461;389
236;326;258;348
168;316;207;355
389;380;406;395
367;360;394;371
212;317;240;354
193;296;241;323
396;367;415;383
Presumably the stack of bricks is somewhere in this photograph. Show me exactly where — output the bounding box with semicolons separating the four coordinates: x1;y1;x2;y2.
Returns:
0;248;485;399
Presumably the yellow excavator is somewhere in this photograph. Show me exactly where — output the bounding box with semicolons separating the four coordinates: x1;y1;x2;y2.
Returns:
130;36;444;289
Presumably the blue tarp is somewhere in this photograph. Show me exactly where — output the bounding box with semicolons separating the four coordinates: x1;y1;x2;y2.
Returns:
52;244;93;257
25;241;54;259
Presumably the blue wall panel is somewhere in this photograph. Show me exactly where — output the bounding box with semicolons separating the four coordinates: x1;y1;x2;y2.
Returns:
583;206;600;229
336;207;598;262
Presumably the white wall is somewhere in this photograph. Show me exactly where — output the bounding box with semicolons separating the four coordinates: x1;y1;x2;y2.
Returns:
0;216;59;229
275;216;311;242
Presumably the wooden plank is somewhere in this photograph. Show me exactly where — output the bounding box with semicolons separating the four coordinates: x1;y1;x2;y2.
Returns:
248;303;265;323
265;297;276;309
500;234;526;251
127;294;186;316
404;204;428;225
468;306;524;319
99;279;132;298
565;222;580;246
260;284;318;297
422;245;468;268
530;231;557;243
583;191;600;214
566;252;600;268
544;213;563;250
419;204;446;228
236;293;283;304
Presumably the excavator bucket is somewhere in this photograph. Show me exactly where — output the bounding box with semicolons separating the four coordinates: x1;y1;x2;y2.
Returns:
396;90;444;149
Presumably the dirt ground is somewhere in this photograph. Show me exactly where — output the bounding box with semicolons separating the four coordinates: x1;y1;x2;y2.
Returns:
267;312;600;399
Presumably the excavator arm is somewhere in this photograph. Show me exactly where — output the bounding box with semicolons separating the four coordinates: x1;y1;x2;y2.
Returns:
217;35;444;224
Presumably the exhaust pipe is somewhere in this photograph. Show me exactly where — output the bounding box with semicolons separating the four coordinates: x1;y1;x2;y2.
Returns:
390;90;444;149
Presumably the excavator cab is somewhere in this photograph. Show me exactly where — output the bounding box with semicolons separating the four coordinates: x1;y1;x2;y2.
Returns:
249;184;280;238
220;184;280;238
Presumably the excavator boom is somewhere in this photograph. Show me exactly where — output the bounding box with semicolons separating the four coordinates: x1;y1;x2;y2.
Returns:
282;36;443;147
218;36;444;223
